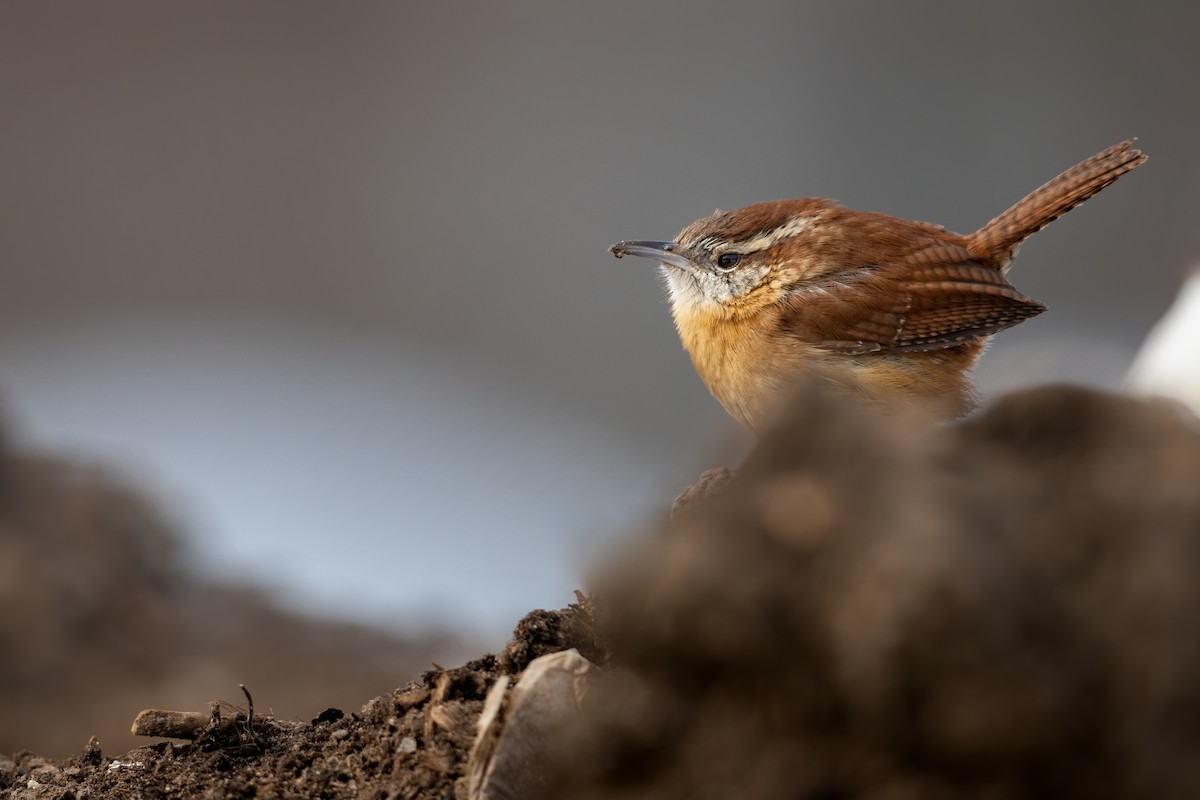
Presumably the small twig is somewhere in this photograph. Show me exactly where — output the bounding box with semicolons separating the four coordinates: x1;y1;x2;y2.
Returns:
239;684;254;736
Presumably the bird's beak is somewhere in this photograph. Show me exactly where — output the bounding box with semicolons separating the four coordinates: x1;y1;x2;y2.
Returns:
609;240;694;271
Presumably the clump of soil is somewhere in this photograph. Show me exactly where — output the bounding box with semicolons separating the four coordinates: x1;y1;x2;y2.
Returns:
543;383;1200;799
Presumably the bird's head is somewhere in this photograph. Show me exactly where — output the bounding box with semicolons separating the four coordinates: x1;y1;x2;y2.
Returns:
611;199;834;318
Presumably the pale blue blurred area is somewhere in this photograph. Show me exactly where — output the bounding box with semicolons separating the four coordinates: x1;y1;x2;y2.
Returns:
0;316;687;643
2;1;1197;641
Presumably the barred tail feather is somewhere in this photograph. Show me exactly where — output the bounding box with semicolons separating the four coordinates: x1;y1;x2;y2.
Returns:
967;140;1147;269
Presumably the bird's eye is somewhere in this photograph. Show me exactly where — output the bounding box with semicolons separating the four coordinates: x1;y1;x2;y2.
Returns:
716;252;742;272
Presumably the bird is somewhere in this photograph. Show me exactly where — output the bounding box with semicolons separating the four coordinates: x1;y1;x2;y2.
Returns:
611;140;1147;429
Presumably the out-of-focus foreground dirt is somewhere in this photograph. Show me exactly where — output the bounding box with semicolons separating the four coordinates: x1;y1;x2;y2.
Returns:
4;382;1200;799
548;383;1200;799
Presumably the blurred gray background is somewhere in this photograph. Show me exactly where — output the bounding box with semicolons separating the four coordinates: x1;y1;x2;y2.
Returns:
2;1;1196;643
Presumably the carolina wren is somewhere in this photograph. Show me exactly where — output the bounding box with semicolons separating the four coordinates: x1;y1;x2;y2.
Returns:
611;140;1146;428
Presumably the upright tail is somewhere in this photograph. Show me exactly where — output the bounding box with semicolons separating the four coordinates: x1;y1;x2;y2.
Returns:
967;139;1147;270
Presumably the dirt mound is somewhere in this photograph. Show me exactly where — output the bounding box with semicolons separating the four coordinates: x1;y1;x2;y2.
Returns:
5;383;1200;799
546;384;1200;799
1;604;599;799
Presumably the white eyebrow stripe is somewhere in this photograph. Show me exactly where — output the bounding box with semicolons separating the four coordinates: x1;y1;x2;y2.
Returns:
729;215;817;254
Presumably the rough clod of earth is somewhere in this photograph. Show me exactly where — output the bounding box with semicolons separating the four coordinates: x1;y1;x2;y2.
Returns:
468;648;598;800
4;381;1200;799
539;383;1200;799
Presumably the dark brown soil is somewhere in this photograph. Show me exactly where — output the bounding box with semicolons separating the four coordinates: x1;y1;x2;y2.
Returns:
542;383;1200;800
5;382;1200;799
0;602;601;799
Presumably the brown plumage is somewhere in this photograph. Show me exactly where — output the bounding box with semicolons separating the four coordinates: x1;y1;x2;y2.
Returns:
611;140;1147;428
